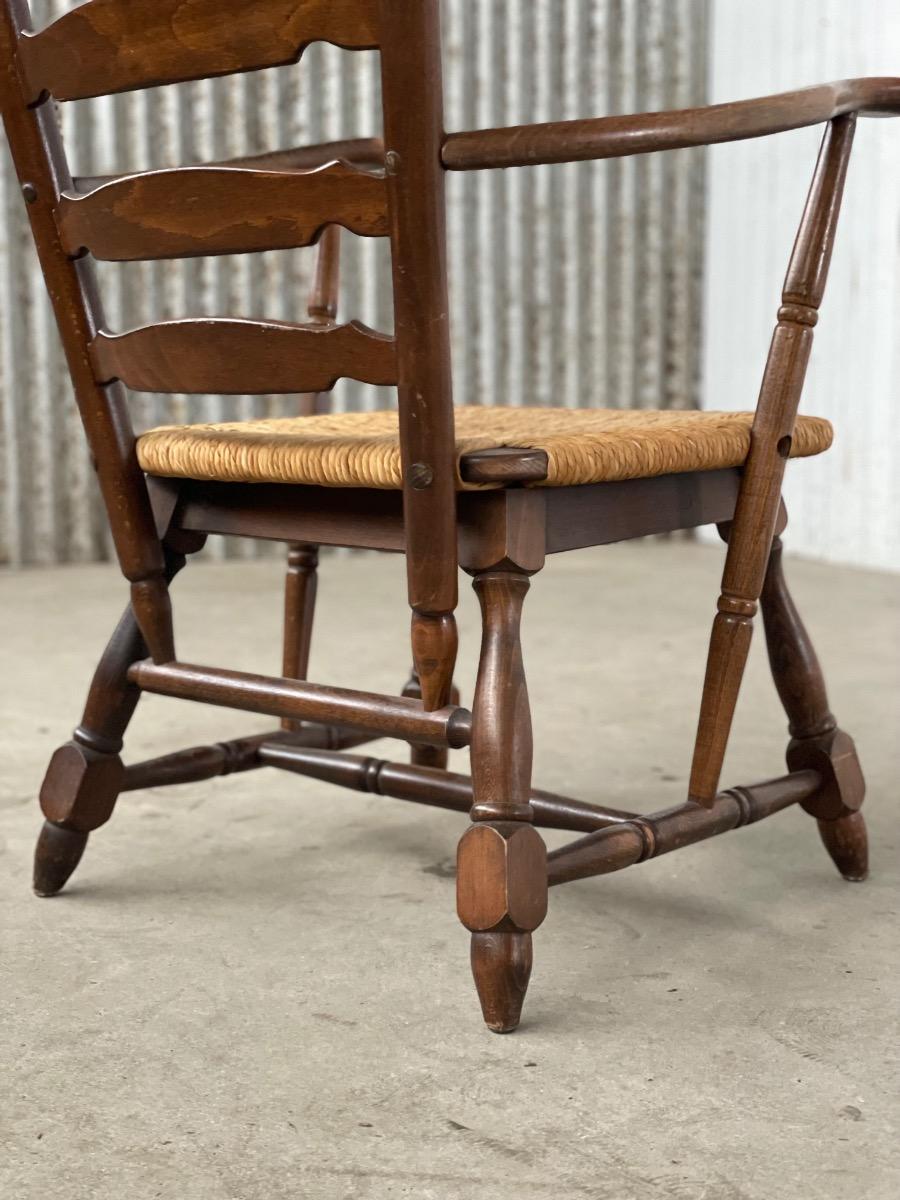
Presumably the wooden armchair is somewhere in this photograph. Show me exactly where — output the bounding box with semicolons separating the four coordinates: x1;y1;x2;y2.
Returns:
1;0;893;1033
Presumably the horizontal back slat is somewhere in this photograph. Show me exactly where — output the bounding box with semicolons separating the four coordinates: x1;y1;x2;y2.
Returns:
58;162;389;262
90;319;398;394
20;0;380;103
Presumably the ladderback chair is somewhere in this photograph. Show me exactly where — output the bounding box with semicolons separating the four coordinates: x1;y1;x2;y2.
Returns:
2;0;896;1032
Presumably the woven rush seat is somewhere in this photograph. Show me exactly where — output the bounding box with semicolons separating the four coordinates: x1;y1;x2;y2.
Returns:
137;407;834;490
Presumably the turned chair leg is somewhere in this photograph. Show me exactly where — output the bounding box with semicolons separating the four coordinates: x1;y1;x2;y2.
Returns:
759;533;867;881
282;543;319;731
457;568;548;1032
35;603;146;896
401;668;460;769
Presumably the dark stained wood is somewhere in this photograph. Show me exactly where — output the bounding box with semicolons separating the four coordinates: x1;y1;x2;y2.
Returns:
442;78;900;171
32;824;89;899
458;824;547;1033
307;224;343;324
279;221;339;727
282;544;319;730
0;0;173;661
171;471;743;562
688;115;856;806
458;488;547;575
124;733;273;792
36;617;141;893
540;469;742;553
467;572;536;824
458;534;548;1031
411;611;458;712
459;447;549;486
469;932;534;1035
761;536;837;740
72;137;385;194
256;745;640;833
378;0;458;616
401;671;452;771
121;724;369;792
547;771;822;886
789;729;865;822
59;162;388;262
128;660;473;750
91;318;397;395
175;480;407;550
20;0;380;103
33;549;189;895
759;532;868;880
229;138;384;175
816;813;868;883
3;0;877;1030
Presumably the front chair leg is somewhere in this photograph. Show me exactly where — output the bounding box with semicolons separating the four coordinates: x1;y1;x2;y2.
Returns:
760;534;867;881
457;569;547;1032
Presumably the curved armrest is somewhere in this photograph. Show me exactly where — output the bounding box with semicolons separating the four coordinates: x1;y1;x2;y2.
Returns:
442;78;900;171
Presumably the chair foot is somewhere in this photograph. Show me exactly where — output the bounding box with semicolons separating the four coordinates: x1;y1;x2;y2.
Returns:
457;821;547;1033
470;931;533;1033
817;812;868;882
33;821;89;897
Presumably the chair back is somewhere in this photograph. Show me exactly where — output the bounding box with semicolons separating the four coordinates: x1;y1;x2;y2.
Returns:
0;0;456;612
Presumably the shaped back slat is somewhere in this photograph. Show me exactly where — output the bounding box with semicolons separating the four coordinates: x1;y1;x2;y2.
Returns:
90;319;398;395
58;162;389;262
19;0;380;102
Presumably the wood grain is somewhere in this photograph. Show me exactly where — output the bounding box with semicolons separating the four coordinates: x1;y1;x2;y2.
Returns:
255;745;640;833
0;0;173;659
688;115;856;806
378;0;457;615
90;318;397;395
128;660;473;750
547;772;822;886
442;78;900;171
20;0;380;102
59;163;388;262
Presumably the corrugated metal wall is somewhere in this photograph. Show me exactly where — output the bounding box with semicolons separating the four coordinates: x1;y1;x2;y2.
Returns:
703;0;900;572
0;0;709;566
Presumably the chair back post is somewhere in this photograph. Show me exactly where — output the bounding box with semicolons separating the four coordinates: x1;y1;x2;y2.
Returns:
687;114;857;806
0;0;173;662
378;0;459;706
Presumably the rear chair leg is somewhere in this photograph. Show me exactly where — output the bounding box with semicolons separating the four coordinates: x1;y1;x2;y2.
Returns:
35;604;144;896
401;667;460;770
457;569;547;1032
760;534;867;880
282;543;319;731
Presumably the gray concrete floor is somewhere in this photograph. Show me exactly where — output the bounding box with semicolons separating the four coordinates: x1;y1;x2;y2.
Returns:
1;541;898;1200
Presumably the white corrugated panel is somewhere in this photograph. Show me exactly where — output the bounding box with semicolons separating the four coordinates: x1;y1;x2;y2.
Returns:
0;0;709;565
703;0;900;571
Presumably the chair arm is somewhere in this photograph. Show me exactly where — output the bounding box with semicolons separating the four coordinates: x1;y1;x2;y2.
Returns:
441;78;900;171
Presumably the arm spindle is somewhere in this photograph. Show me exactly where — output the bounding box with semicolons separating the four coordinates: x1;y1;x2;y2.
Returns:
687;115;856;806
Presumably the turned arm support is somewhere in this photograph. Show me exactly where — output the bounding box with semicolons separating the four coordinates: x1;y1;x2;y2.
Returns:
442;77;900;171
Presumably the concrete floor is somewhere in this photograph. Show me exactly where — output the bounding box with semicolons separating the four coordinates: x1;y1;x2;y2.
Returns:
1;541;898;1200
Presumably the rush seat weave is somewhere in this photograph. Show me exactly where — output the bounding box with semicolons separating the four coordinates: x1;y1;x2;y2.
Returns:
137;406;833;489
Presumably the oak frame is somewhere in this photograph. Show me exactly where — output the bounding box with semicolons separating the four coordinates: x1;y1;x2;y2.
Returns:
0;0;883;1032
